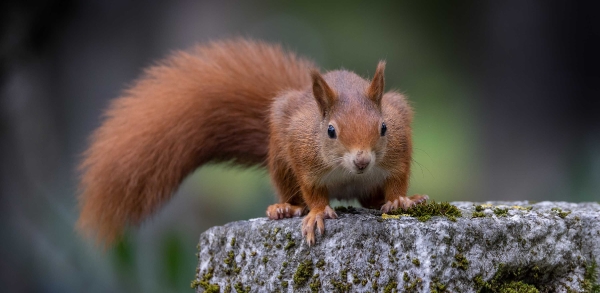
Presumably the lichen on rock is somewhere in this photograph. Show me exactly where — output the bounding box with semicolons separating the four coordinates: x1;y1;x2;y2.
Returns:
194;201;600;292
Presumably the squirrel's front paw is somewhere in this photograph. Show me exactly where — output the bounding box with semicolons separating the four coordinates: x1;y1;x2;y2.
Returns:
381;194;429;213
266;203;304;220
301;206;337;246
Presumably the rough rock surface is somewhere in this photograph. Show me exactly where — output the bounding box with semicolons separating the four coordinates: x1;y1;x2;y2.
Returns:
193;201;600;292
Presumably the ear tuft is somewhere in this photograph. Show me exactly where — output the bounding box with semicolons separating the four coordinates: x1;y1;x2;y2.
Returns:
367;61;386;104
311;70;336;116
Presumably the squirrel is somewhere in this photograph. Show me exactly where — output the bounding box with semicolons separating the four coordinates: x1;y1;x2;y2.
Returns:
77;38;428;246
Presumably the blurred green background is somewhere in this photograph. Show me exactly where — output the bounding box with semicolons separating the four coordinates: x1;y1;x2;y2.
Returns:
1;0;599;292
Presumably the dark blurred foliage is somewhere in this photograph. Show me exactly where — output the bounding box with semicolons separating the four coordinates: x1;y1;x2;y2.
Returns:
1;0;599;292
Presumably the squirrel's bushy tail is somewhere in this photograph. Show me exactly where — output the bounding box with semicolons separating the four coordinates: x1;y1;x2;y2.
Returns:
78;39;314;245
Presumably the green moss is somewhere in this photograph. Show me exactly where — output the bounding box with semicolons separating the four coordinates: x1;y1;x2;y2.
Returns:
559;211;571;218
224;250;235;266
362;279;368;286
551;207;571;219
473;263;547;293
190;279;202;289
403;275;423;292
353;274;360;284
316;258;326;269
275;243;282;249
583;260;600;293
191;268;219;292
403;272;410;282
412;258;421;266
206;267;214;276
274;227;281;235
293;260;314;288
430;277;447;293
262;256;268;264
430;280;447;293
193;281;220;293
375;270;380;278
418;215;432;222
453;253;469;270
472;211;486;218
282;281;288;288
224;284;232;293
493;208;509;217
283;261;288;268
332;279;352;292
341;269;348;280
331;266;353;291
309;274;321;293
250;251;256;257
389;201;462;222
497;281;539;293
475;205;485;212
234;282;249;293
230;237;236;247
368;258;376;264
383;278;398;293
473;275;485;287
285;240;296;251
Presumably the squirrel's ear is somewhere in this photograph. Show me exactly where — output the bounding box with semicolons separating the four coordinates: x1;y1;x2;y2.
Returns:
367;61;385;104
311;70;336;116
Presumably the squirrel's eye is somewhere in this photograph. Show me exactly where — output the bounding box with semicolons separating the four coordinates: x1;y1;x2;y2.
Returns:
381;122;387;136
327;125;336;139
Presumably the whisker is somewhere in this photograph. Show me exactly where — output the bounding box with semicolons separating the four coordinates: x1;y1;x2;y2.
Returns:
412;159;434;179
414;148;434;164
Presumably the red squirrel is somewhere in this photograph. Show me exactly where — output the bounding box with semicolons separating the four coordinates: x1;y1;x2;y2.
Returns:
78;39;428;246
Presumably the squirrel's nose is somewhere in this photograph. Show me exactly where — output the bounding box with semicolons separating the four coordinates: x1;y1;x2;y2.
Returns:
353;156;371;171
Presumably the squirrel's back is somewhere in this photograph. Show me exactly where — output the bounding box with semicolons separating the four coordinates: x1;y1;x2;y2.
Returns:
78;39;315;245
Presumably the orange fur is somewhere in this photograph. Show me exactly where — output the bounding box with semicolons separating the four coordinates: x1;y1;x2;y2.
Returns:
78;38;424;246
78;39;314;245
268;67;422;245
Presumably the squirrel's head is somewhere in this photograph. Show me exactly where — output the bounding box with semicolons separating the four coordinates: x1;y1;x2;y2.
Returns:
312;61;388;175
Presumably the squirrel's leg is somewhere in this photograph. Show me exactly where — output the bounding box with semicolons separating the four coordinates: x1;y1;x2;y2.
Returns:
380;176;428;213
266;160;305;220
300;185;337;246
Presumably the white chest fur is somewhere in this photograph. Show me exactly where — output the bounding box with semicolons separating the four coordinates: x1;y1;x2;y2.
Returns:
318;165;389;200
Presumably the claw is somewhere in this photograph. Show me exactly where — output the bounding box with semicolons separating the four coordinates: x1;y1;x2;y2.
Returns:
381;194;429;213
301;205;337;246
324;206;338;219
410;194;429;204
